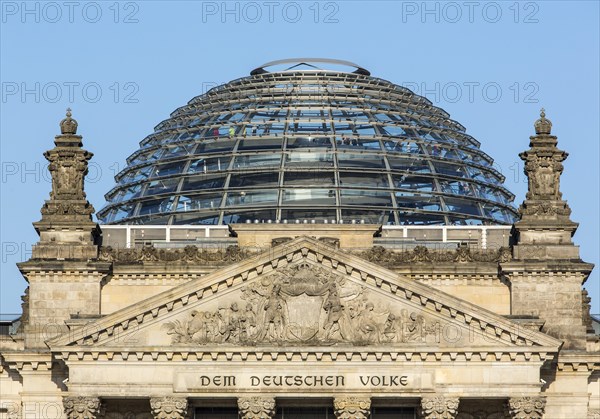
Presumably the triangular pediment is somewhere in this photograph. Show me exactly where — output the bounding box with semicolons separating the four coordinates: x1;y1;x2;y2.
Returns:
49;237;561;354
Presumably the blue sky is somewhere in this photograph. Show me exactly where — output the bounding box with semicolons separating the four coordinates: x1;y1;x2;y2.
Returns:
1;0;599;314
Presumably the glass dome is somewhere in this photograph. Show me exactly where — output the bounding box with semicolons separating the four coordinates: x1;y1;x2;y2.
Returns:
97;60;518;226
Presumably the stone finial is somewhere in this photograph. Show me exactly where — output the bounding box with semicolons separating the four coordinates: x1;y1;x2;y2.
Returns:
534;108;552;135
150;397;188;419
333;396;371;419
63;396;104;419
517;109;571;214
420;396;460;419
237;397;276;419
507;396;546;419
60;108;78;135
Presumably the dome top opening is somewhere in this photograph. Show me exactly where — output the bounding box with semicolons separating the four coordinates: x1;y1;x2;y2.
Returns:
251;58;371;76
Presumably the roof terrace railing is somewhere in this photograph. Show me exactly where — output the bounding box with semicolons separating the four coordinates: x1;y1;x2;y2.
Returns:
99;224;512;250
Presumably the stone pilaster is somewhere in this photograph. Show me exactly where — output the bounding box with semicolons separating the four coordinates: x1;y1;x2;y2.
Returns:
419;396;459;419
149;397;188;419
507;397;546;419
63;396;104;419
237;397;276;419
333;396;371;419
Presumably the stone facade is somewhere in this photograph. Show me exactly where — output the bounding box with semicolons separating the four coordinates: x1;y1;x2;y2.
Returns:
0;110;598;418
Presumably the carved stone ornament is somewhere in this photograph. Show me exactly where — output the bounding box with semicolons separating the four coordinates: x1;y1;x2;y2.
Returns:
358;245;511;266
420;396;460;419
333;396;371;419
237;397;276;419
534;108;552;135
507;397;546;419
60;107;79;134
99;244;251;264
162;262;439;346
519;109;570;205
38;109;96;223
588;408;600;419
63;396;104;419
518;201;571;217
582;289;594;333
149;397;188;419
3;401;21;419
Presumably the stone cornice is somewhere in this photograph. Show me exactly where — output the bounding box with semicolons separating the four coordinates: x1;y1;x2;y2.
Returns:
17;261;112;279
52;346;558;363
1;352;53;371
48;237;562;350
501;261;594;275
556;353;600;372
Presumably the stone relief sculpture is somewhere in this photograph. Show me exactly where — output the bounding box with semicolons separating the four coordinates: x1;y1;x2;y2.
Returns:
163;263;438;346
99;244;252;264
358;245;512;266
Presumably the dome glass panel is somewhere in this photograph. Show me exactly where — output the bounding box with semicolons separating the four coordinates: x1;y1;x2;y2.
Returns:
98;61;518;226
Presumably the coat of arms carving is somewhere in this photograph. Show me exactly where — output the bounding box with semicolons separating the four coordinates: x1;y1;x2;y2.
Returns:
163;262;437;346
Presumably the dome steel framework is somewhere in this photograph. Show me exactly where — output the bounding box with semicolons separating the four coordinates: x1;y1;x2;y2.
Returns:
98;61;518;226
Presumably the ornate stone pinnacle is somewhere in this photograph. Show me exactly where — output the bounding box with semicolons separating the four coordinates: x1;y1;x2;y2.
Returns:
60;107;78;135
534;107;552;135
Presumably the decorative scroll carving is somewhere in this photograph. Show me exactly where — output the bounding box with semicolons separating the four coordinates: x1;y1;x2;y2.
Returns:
358;245;512;266
163;263;439;346
507;397;546;419
4;401;21;419
63;396;104;419
333;396;371;419
41;201;94;216
99;244;252;264
420;396;460;419
518;201;571;217
149;397;188;419
272;237;292;246
318;237;340;248
237;397;275;419
588;408;600;419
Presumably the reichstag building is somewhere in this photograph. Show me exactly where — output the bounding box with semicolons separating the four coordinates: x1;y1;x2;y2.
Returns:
0;59;598;419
